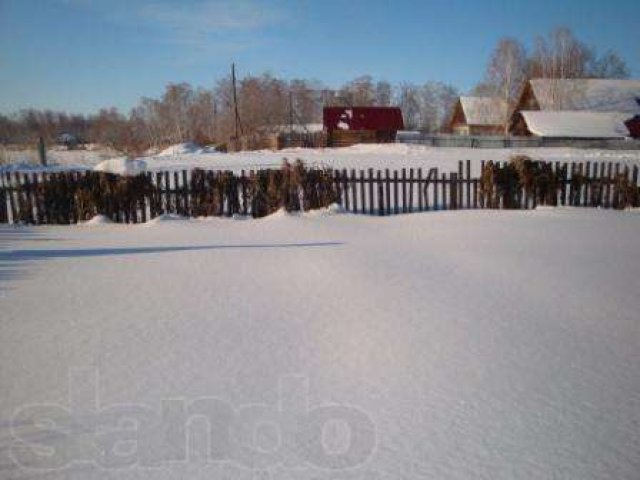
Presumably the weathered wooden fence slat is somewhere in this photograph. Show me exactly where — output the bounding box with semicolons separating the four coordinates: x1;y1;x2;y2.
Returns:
377;170;384;216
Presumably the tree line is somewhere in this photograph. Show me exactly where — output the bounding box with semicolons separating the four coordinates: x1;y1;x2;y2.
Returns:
0;26;629;154
0;75;461;154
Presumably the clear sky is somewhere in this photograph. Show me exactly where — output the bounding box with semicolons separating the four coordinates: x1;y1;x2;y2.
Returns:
1;0;638;114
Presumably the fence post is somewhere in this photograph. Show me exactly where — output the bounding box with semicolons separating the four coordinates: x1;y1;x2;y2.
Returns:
473;179;478;209
31;172;43;224
466;160;471;209
393;170;399;214
458;161;464;207
417;168;423;212
164;171;173;218
182;170;189;216
385;169;391;215
334;170;342;207
441;172;447;210
367;168;373;215
598;162;606;207
614;163;621;209
342;168;350;212
0;172;9;223
604;162;613;208
450;173;458;210
249;170;257;218
584;162;591;207
377;170;384;216
359;170;366;214
351;169;357;213
22;173;35;224
12;172;25;223
560;163;568;206
432;168;439;210
568;163;576;206
479;161;485;209
38;136;47;166
408;168;414;213
240;170;247;216
401;168;407;213
0;173;7;224
633;166;639;208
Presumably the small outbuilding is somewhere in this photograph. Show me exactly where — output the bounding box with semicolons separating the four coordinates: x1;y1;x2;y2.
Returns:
323;107;404;147
447;97;508;135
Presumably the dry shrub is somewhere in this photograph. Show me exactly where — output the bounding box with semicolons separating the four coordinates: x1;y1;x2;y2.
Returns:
190;169;237;217
510;155;563;206
16;161;339;224
248;159;337;217
480;161;519;208
613;173;640;209
69;171;154;222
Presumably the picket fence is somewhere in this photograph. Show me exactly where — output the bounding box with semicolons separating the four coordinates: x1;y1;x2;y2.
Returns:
1;160;639;225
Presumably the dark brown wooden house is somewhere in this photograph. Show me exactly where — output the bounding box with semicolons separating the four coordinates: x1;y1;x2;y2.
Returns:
323;107;404;147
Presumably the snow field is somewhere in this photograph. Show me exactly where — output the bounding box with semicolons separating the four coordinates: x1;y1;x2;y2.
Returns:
1;207;639;479
3;143;640;175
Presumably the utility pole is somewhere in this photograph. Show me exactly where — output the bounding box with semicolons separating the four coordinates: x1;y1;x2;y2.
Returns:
213;99;218;142
38;136;47;166
231;63;242;138
289;91;294;135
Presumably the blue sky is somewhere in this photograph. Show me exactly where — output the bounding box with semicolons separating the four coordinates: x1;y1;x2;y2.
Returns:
1;0;638;114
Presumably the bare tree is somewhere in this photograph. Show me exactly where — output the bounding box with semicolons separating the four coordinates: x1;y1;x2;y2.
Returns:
418;82;460;133
375;81;393;106
589;51;630;79
529;27;594;80
396;83;421;130
483;38;527;132
336;76;375;106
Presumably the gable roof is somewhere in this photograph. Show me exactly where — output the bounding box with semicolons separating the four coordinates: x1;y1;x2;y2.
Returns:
459;97;508;126
519;111;631;138
528;79;640;113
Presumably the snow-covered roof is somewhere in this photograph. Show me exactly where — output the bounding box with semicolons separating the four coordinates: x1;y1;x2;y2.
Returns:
529;79;640;114
459;97;508;126
520;111;631;138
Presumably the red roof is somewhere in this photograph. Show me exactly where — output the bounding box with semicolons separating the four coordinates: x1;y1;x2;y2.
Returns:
323;107;404;132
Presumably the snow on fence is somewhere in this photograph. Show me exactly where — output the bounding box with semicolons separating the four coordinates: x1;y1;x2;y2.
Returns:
1;160;639;224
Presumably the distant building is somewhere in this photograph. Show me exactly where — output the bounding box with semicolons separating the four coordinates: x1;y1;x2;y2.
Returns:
323;107;404;147
56;133;81;149
447;97;508;136
509;78;640;138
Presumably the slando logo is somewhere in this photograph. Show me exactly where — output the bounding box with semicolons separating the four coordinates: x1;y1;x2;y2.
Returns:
10;369;377;472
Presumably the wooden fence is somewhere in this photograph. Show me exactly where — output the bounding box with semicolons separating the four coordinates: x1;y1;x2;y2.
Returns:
1;160;639;225
397;132;640;150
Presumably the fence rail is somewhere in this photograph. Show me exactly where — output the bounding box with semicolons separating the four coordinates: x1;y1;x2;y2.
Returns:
397;132;640;150
1;160;639;225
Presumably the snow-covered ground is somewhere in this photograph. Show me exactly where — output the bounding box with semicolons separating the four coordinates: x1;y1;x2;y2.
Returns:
3;143;640;175
0;146;120;172
1;207;639;479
